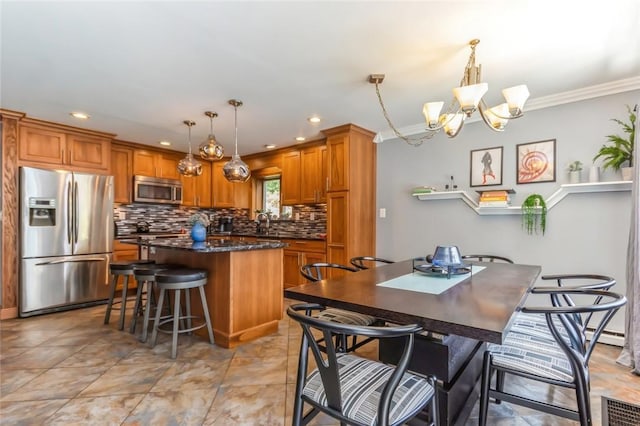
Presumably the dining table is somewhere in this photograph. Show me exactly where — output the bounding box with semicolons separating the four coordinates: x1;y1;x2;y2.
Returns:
284;259;541;426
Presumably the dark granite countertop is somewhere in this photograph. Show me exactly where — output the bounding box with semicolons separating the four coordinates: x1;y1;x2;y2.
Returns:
210;231;325;241
119;237;286;252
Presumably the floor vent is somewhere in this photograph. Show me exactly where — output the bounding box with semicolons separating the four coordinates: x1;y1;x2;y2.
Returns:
602;395;640;426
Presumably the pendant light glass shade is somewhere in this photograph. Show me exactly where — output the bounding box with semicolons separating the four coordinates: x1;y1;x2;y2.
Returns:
223;99;251;183
199;111;224;160
177;120;203;177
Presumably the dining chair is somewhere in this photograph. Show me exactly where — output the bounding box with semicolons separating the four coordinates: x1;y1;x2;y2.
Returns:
349;256;395;270
461;254;514;263
288;303;438;426
479;287;627;426
300;262;381;352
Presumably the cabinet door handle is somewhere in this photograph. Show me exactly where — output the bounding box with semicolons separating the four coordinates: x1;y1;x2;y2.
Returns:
325;177;329;191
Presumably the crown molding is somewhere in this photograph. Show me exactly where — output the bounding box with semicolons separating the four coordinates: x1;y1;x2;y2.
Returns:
373;76;640;143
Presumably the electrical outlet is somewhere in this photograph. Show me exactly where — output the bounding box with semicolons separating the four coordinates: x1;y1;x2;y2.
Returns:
310;213;315;221
379;208;386;218
295;213;300;221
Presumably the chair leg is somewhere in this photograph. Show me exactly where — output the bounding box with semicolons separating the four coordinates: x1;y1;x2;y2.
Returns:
185;288;192;334
129;279;146;333
171;289;181;359
479;351;493;426
575;371;592;426
198;285;215;344
149;287;165;348
140;282;154;343
118;275;129;331
495;370;505;404
103;273;118;325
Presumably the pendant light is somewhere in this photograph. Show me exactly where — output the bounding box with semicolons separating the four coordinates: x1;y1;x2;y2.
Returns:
199;111;224;160
223;99;251;183
177;120;203;177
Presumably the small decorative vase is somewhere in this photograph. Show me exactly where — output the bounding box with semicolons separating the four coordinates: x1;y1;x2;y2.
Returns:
621;166;634;181
569;170;581;184
588;166;600;183
190;222;207;242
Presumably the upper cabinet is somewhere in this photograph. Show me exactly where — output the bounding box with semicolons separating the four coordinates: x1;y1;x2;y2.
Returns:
281;150;301;205
300;144;327;204
18;121;112;172
111;144;133;204
281;143;326;206
182;161;212;207
133;150;181;180
212;161;235;207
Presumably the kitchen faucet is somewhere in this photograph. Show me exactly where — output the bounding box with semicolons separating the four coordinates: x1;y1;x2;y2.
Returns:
255;212;270;234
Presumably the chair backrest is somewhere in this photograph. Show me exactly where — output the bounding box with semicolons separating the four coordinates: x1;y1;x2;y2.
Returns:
287;303;424;424
461;254;514;263
300;262;358;282
522;288;626;367
349;256;395;270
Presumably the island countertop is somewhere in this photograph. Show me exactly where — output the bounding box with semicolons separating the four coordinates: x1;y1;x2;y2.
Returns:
119;237;286;252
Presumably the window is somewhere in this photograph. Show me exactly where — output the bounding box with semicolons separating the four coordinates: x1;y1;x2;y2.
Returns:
263;177;280;217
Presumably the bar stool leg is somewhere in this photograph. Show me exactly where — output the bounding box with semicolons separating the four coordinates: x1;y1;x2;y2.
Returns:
103;273;118;325
185;288;192;334
198;285;215;344
129;278;146;334
149;287;166;348
118;275;130;331
140;281;153;343
171;288;182;359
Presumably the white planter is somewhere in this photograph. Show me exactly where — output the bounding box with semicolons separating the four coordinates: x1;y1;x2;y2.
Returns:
569;170;581;184
588;166;600;183
621;166;633;181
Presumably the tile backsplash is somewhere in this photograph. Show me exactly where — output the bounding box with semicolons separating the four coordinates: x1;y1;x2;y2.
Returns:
114;203;326;237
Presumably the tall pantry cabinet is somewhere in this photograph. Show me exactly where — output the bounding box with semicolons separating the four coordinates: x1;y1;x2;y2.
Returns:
323;124;376;278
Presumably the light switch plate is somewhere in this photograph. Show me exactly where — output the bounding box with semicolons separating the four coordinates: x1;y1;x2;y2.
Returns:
118;211;126;220
379;208;386;218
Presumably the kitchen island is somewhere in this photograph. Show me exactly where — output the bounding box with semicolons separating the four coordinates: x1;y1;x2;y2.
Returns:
122;237;286;348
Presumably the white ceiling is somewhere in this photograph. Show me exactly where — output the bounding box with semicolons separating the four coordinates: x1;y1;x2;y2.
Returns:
2;1;640;156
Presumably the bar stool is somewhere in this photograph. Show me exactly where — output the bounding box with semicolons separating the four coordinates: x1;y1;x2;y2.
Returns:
129;263;182;341
149;268;214;359
104;259;155;330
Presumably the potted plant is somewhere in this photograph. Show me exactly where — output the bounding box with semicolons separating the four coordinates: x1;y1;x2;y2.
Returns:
593;104;636;180
567;160;583;184
521;194;547;235
188;212;210;242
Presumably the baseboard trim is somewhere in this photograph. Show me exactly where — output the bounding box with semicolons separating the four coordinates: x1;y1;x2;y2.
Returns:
0;307;19;320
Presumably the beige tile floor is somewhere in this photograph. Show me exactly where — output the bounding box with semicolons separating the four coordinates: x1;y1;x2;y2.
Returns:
1;299;639;425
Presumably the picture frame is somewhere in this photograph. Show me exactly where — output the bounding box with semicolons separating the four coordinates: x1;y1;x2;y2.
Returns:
516;139;556;184
470;146;503;187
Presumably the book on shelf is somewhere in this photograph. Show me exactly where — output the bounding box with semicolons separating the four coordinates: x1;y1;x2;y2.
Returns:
478;200;511;208
479;195;510;201
412;186;437;194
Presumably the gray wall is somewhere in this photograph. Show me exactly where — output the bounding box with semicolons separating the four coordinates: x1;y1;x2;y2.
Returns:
375;91;640;334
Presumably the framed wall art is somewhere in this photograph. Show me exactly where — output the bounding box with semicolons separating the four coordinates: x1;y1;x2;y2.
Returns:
470;146;503;187
516;139;556;184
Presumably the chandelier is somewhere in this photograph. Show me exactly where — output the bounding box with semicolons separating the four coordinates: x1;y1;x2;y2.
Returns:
369;39;530;146
199;111;224;160
223;99;251;183
177;120;203;177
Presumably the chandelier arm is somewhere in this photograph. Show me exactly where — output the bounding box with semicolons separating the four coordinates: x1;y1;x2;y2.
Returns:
478;99;522;120
373;81;437;147
477;103;506;133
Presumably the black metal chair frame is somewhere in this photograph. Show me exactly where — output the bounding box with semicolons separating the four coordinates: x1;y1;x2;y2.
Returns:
299;262;381;353
479;287;626;425
349;256;395;270
461;254;514;263
288;303;438;426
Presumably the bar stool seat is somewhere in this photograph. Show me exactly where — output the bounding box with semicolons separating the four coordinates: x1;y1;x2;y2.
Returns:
130;263;183;341
104;259;155;330
149;268;214;359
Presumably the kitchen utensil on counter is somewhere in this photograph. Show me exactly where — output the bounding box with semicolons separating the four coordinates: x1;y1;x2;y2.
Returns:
217;217;233;233
136;221;150;233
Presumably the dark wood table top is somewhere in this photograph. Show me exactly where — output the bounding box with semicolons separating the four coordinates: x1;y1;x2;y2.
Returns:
284;260;541;344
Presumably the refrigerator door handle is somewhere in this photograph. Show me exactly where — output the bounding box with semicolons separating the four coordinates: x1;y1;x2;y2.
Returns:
74;181;79;244
67;181;73;244
35;258;106;266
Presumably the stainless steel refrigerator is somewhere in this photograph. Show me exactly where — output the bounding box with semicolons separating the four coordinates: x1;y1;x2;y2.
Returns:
20;166;114;316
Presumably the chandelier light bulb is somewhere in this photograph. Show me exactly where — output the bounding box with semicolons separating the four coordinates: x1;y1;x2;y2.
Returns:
199;111;225;160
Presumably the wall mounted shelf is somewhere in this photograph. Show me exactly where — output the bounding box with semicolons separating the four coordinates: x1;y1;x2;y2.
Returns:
412;181;632;215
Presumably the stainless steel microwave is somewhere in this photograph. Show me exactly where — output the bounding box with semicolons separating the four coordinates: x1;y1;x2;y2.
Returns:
133;175;183;205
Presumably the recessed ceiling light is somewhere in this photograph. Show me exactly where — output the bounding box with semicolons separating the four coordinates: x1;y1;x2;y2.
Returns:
295;136;306;142
69;111;90;120
308;116;321;124
159;141;171;146
264;144;277;149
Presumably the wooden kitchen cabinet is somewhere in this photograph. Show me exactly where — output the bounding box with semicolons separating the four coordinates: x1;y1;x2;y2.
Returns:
281;150;301;205
133;149;181;179
300;144;327;203
323;124;376;277
282;239;326;288
18;122;111;172
111;144;133;203
182;161;212;207
212;161;235;207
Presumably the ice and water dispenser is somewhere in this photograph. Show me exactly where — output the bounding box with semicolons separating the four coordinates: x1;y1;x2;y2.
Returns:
27;198;56;226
